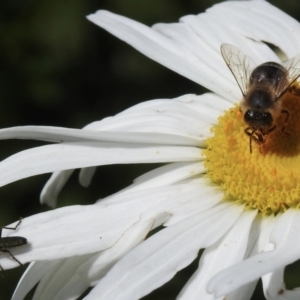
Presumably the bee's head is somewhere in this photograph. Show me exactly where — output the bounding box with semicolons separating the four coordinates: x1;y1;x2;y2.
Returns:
244;110;273;131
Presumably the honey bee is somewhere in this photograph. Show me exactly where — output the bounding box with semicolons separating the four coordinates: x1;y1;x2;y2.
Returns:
220;43;300;152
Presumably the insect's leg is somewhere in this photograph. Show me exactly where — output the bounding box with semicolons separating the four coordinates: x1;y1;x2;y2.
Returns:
245;128;264;143
0;264;7;277
244;128;266;153
244;128;252;137
244;128;253;153
266;125;277;135
1;249;23;267
244;128;260;153
2;218;22;231
281;110;290;135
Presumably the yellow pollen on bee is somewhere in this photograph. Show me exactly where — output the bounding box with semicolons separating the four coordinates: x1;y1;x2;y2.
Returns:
203;89;300;214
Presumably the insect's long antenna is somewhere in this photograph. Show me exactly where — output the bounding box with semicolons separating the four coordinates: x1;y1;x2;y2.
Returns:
0;218;27;277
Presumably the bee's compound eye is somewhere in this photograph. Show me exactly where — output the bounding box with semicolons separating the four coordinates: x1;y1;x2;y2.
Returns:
244;110;255;123
244;110;273;127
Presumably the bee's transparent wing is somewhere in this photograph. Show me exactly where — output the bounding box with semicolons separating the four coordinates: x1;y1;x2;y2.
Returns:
277;52;300;97
221;44;255;96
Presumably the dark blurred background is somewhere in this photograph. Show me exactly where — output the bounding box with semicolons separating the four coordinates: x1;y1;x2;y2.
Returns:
0;0;299;299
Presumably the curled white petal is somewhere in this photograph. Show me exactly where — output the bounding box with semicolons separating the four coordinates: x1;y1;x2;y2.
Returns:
2;182;210;268
178;210;257;300
29;218;154;300
262;266;300;300
208;1;300;57
40;170;74;207
12;260;61;300
85;204;244;300
79;167;96;187
207;210;300;297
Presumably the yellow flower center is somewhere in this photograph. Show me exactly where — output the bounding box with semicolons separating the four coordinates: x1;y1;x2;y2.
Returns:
203;86;300;214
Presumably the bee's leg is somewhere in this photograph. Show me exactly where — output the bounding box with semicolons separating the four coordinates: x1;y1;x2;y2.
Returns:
266;125;277;135
244;128;264;153
244;128;253;153
280;109;290;135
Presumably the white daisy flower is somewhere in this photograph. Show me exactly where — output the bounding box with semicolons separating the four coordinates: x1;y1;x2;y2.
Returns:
1;1;300;299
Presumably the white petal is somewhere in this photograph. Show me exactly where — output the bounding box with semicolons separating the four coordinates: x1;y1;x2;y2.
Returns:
154;11;276;99
87;10;239;101
1;204;140;268
116;161;206;195
163;181;223;226
22;221;156;300
0;142;200;188
86;4;294;102
12;260;61;300
2;183;207;268
0;94;229;147
177;210;257;300
41;161;205;208
0;127;201;146
32;255;92;300
116;93;231;119
151;19;241;101
225;281;258;300
207;210;300;297
85;203;244;300
223;217;265;300
39;92;229;206
78;217;155;284
79;167;96;187
262;268;285;300
85;94;230;136
262;267;300;300
88;93;230;141
180;13;278;64
208;1;300;57
40;170;74;207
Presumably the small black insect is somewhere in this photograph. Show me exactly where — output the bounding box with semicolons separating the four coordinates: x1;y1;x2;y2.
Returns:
0;218;27;275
